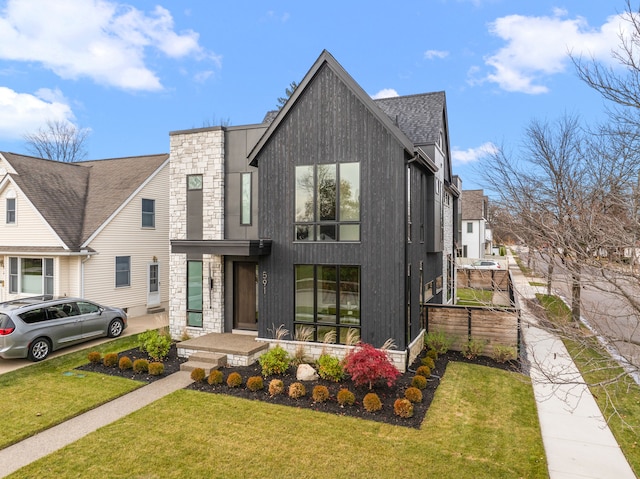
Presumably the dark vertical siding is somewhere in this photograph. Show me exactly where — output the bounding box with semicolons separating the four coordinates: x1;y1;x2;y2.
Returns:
257;65;406;348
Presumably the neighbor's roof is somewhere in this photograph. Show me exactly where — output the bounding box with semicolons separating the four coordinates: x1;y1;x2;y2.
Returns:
461;189;488;220
0;152;169;251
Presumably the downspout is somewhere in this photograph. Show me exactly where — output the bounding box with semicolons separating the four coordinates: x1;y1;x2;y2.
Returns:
80;250;91;298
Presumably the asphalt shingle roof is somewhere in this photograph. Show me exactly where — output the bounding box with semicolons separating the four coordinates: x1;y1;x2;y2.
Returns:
1;152;169;251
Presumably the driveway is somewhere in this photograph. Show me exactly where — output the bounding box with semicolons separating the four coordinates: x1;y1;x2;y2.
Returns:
0;313;167;375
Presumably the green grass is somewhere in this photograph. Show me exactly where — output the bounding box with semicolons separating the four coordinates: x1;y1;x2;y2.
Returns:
0;335;143;449
536;293;640;476
7;362;547;479
529;281;546;287
456;287;494;306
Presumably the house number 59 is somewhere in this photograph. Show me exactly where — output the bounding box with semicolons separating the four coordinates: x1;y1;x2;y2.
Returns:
262;271;268;295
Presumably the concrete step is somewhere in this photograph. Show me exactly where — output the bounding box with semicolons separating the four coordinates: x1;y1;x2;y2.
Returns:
146;307;165;314
180;360;219;376
180;352;227;375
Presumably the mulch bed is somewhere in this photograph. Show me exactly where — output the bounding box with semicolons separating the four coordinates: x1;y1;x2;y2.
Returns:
77;344;520;429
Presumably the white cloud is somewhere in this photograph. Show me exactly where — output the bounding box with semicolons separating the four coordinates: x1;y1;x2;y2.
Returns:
0;87;76;140
452;142;498;165
371;88;399;99
479;9;630;94
424;50;449;60
0;0;214;91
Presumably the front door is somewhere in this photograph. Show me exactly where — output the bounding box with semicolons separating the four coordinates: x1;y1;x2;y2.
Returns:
147;263;160;307
233;262;258;331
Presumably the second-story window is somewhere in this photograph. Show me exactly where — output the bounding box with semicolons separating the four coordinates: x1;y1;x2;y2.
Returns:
240;173;251;225
6;198;15;224
295;162;360;242
142;199;155;228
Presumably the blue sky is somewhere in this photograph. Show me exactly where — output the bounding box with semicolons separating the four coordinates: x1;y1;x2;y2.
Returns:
0;0;629;188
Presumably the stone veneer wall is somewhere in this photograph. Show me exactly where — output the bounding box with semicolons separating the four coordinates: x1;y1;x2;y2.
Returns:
169;128;225;340
256;330;426;373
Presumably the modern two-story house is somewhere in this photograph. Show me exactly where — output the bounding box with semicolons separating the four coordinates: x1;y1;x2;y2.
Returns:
460;189;491;259
169;51;459;369
0;152;170;317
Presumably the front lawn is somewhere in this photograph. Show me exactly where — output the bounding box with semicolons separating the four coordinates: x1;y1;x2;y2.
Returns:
7;362;547;479
0;335;142;449
456;287;494;306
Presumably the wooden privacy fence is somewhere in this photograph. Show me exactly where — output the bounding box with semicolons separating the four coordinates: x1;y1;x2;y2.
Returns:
458;268;510;290
425;304;520;355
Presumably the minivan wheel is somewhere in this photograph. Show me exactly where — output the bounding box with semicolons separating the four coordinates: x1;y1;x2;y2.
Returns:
28;338;51;362
108;319;124;338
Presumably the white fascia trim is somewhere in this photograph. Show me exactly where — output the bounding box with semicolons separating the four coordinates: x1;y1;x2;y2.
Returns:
0;176;69;251
81;157;170;248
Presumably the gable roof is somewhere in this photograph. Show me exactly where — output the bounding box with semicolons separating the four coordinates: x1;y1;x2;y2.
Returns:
461;189;488;220
0;152;169;251
373;92;446;146
248;50;416;166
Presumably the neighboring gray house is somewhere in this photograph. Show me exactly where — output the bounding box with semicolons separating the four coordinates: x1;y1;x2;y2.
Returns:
460;189;491;259
169;50;459;369
0;152;170;317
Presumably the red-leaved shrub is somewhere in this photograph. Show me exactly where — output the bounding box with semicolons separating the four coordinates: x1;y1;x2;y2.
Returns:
344;342;400;389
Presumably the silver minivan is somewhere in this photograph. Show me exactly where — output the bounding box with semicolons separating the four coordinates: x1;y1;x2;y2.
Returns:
0;295;127;361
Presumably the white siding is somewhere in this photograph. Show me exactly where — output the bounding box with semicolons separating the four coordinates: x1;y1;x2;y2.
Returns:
83;165;169;316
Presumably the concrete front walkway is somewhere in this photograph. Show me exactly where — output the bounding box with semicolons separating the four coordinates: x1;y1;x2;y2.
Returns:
0;371;193;478
511;253;637;479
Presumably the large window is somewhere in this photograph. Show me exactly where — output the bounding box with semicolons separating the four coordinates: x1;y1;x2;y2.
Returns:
240;173;252;225
294;265;360;343
142;199;155;228
115;256;130;287
187;261;203;327
6;198;15;224
8;257;54;295
295;162;360;241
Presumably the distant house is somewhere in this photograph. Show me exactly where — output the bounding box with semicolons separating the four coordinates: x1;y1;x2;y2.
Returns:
460;189;491;259
0;152;170;317
169;50;459;369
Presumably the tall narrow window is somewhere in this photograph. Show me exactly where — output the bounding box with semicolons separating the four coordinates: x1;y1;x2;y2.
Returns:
6;198;15;224
467;222;473;233
187;175;203;240
9;257;17;293
115;256;131;287
295;163;360;241
240;173;251;225
142;199;155;228
187;261;203;327
44;258;54;295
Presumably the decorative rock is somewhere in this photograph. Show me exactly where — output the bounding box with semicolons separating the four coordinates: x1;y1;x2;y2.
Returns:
296;363;319;381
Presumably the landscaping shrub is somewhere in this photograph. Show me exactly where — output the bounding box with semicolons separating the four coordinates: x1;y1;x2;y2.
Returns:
118;356;133;371
421;356;435;369
394;398;414;418
492;345;517;363
288;382;306;399
258;345;291;377
226;372;243;388
190;368;206;383
103;352;118;367
415;365;431;378
133;359;149;373
87;351;102;364
268;379;285;397
246;376;264;391
411;375;427;390
426;349;438;361
404;386;423;403
316;354;345;382
336;388;355;406
463;338;487;360
363;392;382;412
207;369;223;385
138;329;172;361
344;342;400;389
148;362;164;376
312;385;330;403
425;331;451;354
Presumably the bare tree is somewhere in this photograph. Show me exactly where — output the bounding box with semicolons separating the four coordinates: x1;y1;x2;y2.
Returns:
23;120;89;162
277;81;299;109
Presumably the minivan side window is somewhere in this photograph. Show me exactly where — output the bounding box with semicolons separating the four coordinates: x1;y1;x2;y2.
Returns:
19;308;47;324
77;302;100;314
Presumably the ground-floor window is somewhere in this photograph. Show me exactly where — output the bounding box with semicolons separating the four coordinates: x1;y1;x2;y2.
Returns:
8;257;53;295
294;264;360;344
187;260;203;327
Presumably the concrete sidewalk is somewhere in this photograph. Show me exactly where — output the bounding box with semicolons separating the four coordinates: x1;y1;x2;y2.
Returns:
511;254;637;479
0;371;193;478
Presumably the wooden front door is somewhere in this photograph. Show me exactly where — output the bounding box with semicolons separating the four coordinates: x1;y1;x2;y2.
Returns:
233;262;258;330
